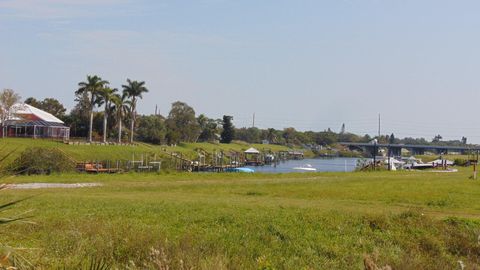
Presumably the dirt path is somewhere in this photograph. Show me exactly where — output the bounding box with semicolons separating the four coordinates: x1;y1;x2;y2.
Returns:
4;183;103;189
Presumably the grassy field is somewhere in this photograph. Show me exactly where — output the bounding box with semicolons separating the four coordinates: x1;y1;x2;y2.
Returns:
0;138;295;168
2;168;480;269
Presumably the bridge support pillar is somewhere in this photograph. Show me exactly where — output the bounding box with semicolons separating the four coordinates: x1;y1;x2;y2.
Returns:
434;148;448;155
365;146;378;158
388;147;402;157
409;148;425;155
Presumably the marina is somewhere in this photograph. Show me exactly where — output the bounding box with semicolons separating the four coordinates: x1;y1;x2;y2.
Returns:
245;158;358;173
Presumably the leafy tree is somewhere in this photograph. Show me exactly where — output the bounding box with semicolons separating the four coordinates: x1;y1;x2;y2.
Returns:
38;98;67;118
76;75;109;142
66;91;91;138
197;114;218;142
432;134;443;143
462;136;467;145
235;127;262;143
26;97;68;119
282;127;297;144
24;97;41;108
389;133;396;144
0;89;21;138
263;128;278;144
401;137;429;145
122;79;148;143
220;115;234;143
166;130;180;145
294;131;310;144
361;134;372;143
383;135;390;144
338;132;361;143
315;130;337;146
136;115;166;144
166;101;200;143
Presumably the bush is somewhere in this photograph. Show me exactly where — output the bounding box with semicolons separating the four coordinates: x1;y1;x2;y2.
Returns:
10;147;75;174
338;150;362;158
454;158;469;166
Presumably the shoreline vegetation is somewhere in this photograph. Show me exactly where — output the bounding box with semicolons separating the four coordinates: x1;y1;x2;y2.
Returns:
1;87;473;164
2;169;480;269
0;89;477;269
0;138;307;171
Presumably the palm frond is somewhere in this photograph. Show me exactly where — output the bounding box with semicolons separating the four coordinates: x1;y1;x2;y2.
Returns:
0;147;19;163
74;258;111;270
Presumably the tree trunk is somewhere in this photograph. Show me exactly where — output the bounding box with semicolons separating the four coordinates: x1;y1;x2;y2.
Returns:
118;116;122;144
103;105;108;143
130;112;135;143
89;110;94;142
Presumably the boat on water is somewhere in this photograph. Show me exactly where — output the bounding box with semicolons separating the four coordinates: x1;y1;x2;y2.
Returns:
293;164;317;172
225;167;255;173
405;163;434;170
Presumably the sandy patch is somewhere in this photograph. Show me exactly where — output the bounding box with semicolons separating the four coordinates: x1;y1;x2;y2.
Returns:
4;183;103;190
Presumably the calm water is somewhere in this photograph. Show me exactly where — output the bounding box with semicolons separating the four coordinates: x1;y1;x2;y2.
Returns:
245;158;358;173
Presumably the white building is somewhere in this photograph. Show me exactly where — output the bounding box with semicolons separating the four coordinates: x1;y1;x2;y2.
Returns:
1;103;70;140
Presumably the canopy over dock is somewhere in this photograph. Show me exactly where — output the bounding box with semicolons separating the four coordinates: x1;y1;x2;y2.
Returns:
244;147;260;154
1;103;70;140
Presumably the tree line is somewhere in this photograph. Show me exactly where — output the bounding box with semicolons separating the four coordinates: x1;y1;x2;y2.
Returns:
0;82;472;147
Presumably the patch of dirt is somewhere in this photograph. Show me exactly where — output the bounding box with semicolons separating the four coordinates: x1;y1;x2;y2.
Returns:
3;183;103;189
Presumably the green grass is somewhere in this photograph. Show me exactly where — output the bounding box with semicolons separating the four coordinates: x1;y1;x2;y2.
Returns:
2;169;480;269
0;138;295;167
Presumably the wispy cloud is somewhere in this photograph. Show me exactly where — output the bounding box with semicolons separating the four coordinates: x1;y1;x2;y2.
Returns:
0;0;134;20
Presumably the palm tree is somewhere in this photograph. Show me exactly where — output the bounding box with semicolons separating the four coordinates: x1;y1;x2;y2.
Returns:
122;79;148;143
111;93;130;144
76;75;109;142
98;87;117;143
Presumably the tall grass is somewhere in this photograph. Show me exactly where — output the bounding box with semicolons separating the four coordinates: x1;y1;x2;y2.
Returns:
0;185;35;269
2;169;480;268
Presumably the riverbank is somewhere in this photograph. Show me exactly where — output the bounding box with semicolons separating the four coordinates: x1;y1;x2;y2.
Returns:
2;169;480;269
0;138;303;169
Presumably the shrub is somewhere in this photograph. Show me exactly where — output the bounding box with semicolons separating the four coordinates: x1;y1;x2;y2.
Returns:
338;149;362;158
454;158;469;166
10;147;75;175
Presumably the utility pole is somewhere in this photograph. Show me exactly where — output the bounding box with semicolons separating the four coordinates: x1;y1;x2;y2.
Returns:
252;113;255;128
155;105;158;116
378;113;381;138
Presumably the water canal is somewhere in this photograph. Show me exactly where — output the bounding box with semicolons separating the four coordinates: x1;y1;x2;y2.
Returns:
245;157;358;173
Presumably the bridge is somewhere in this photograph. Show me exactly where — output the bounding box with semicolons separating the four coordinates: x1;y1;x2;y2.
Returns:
339;142;480;156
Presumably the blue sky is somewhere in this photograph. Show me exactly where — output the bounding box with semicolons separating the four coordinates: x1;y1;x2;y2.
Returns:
1;0;480;142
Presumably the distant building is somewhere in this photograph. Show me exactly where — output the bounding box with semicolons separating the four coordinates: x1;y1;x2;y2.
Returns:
0;103;70;140
303;144;322;151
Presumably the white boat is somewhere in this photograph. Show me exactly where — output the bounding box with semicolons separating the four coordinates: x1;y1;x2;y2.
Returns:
293;164;317;172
